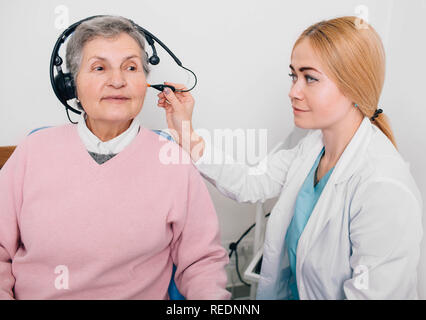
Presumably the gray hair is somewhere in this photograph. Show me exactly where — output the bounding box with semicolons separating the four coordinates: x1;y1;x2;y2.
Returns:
65;15;150;108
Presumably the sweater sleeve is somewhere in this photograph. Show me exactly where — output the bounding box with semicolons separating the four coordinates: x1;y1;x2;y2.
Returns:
0;140;27;300
170;165;231;300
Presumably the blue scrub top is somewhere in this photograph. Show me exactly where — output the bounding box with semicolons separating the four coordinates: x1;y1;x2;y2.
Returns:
284;147;334;300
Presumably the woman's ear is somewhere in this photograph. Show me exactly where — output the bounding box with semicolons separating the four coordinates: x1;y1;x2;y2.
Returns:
74;86;84;112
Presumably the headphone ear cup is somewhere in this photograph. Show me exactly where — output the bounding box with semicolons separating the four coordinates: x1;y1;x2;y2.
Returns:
55;72;76;101
149;55;160;65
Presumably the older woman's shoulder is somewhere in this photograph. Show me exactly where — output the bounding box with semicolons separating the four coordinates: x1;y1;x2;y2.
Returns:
25;124;75;149
142;127;193;167
27;124;74;137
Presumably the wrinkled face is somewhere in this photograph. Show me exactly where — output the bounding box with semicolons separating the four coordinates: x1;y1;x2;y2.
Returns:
75;33;147;124
288;39;353;129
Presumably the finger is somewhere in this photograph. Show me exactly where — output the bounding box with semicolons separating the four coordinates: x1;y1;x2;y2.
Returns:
162;87;181;106
157;97;171;109
157;99;168;106
158;99;169;105
165;82;191;98
164;82;186;91
164;82;190;94
158;104;171;111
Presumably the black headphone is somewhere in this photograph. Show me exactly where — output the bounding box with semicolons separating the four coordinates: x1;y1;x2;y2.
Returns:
50;15;197;123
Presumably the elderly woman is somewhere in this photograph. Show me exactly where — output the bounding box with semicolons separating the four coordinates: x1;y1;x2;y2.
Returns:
0;16;230;300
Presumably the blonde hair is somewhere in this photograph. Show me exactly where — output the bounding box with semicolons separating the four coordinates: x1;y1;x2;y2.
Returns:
293;16;397;148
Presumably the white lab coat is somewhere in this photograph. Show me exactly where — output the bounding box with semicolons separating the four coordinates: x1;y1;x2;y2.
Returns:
194;117;423;299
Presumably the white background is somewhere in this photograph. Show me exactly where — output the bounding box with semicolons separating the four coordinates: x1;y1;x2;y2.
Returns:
1;0;425;298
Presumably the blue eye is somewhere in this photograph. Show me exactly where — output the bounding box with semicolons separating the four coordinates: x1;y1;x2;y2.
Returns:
305;75;318;83
289;73;297;82
94;66;104;71
127;66;136;71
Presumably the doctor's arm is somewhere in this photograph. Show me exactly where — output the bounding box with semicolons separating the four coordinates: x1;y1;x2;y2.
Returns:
157;84;301;204
343;181;423;299
192;138;300;203
0;142;27;300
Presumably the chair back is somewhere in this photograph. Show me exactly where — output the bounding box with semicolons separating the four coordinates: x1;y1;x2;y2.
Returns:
0;146;16;169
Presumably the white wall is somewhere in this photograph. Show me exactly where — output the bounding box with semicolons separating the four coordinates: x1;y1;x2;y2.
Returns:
1;0;425;297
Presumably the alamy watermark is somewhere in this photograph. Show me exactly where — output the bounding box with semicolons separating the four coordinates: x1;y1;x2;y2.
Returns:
54;265;70;290
355;4;370;29
353;264;369;290
157;122;271;175
54;5;69;30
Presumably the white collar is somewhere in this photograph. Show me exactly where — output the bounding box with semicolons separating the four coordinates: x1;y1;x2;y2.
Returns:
300;116;373;184
77;111;140;155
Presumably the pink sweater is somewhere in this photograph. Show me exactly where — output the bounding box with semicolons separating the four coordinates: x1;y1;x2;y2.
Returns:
0;124;230;300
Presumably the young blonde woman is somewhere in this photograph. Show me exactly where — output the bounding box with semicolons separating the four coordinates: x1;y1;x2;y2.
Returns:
157;16;423;299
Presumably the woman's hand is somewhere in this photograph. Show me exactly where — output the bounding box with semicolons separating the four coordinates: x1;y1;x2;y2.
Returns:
157;82;205;161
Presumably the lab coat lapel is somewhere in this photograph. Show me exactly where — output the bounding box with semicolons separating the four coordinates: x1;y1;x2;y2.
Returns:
257;131;323;299
296;117;373;274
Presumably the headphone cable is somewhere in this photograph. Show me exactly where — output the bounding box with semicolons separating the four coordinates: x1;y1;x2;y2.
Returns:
66;107;77;124
176;65;198;93
228;212;271;287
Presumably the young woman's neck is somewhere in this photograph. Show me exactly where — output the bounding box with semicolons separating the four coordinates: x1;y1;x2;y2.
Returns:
321;109;364;166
